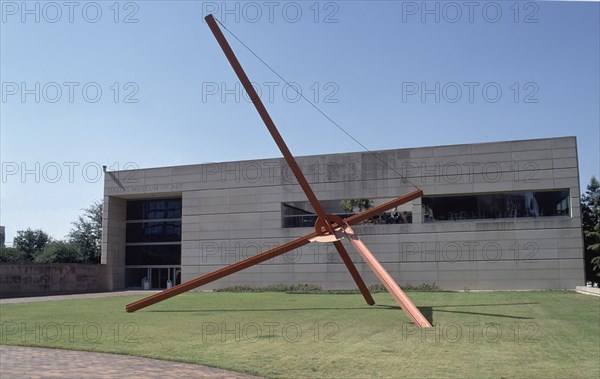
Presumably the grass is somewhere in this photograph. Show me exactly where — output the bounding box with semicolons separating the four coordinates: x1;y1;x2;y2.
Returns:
0;291;598;378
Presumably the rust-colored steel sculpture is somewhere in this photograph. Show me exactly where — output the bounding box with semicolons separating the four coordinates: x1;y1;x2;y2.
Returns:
125;189;421;313
204;13;373;305
344;224;432;327
126;14;431;327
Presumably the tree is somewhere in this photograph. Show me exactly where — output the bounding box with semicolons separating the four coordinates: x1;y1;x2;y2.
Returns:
0;247;27;263
12;228;51;262
34;241;81;264
592;256;600;280
340;199;355;213
68;201;102;264
581;177;600;281
340;199;373;213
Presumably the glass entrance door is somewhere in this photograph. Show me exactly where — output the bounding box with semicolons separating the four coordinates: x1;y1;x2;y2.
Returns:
151;268;167;289
125;266;181;289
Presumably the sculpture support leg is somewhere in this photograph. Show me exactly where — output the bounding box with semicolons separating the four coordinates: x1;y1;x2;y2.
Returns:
344;225;432;328
332;241;375;306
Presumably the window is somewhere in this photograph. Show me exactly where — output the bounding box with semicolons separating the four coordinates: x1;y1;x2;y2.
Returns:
282;198;413;228
125;198;182;265
125;221;181;243
282;203;318;228
125;245;181;265
422;190;570;223
126;199;182;220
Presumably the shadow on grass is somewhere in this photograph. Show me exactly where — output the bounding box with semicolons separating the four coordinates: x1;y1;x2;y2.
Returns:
148;306;376;313
429;302;536;322
432;308;532;320
363;303;535;324
148;301;535;322
431;302;538;308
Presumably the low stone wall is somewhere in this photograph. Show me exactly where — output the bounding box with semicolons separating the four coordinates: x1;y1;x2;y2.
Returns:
0;264;109;298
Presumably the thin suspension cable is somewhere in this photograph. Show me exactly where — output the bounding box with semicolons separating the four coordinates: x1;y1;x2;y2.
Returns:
214;18;420;191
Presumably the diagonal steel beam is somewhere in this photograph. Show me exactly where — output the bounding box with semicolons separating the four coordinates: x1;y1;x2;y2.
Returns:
204;14;377;303
127;16;424;314
126;190;421;312
126;232;317;312
204;14;332;233
345;189;423;225
333;241;375;305
204;14;422;232
343;224;432;327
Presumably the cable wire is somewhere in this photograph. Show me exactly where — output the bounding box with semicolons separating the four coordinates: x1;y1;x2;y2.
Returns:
215;18;421;191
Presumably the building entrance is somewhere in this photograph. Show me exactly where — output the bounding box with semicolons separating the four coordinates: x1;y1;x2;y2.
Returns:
125;266;181;289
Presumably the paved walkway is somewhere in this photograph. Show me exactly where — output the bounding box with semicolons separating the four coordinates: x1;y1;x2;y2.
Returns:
575;286;600;297
1;291;262;377
0;345;262;378
0;291;162;305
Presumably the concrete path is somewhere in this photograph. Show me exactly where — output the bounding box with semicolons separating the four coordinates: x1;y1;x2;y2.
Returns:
575;286;600;297
0;345;262;378
0;291;161;305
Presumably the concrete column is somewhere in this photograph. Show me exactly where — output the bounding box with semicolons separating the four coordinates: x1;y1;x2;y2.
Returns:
101;196;127;290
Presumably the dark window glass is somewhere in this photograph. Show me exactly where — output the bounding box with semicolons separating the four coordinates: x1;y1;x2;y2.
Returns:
423;190;569;223
125;245;181;265
282;204;317;228
282;198;413;228
126;199;182;220
125;268;148;288
126;221;181;243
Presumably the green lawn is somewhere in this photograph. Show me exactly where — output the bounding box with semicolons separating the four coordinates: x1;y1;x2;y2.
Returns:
1;291;598;378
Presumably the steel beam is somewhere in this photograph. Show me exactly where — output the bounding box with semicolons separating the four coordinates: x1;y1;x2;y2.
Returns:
333;240;375;305
204;14;333;234
345;189;423;225
125;190;421;312
125;16;426;316
126;232;316;312
343;224;432;327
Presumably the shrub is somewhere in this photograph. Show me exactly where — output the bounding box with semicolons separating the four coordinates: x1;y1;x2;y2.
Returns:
214;284;323;293
215;282;446;293
34;241;81;263
0;247;27;263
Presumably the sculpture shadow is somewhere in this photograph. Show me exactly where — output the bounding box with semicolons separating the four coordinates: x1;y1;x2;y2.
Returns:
375;302;537;325
149;306;383;313
148;302;537;325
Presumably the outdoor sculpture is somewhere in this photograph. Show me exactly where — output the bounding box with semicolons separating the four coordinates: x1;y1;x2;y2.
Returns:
126;14;432;328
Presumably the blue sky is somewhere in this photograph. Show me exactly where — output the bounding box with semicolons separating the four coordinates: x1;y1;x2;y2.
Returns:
1;0;599;242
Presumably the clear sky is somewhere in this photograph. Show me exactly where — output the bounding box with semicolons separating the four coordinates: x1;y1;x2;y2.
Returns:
1;0;599;243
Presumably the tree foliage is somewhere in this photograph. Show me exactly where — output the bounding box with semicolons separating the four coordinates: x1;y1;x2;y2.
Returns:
593;256;600;280
34;241;81;263
0;247;27;263
1;201;103;264
581;177;600;280
68;201;103;264
340;199;374;213
12;228;51;261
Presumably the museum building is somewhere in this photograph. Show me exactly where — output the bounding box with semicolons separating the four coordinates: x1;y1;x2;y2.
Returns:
101;136;584;291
